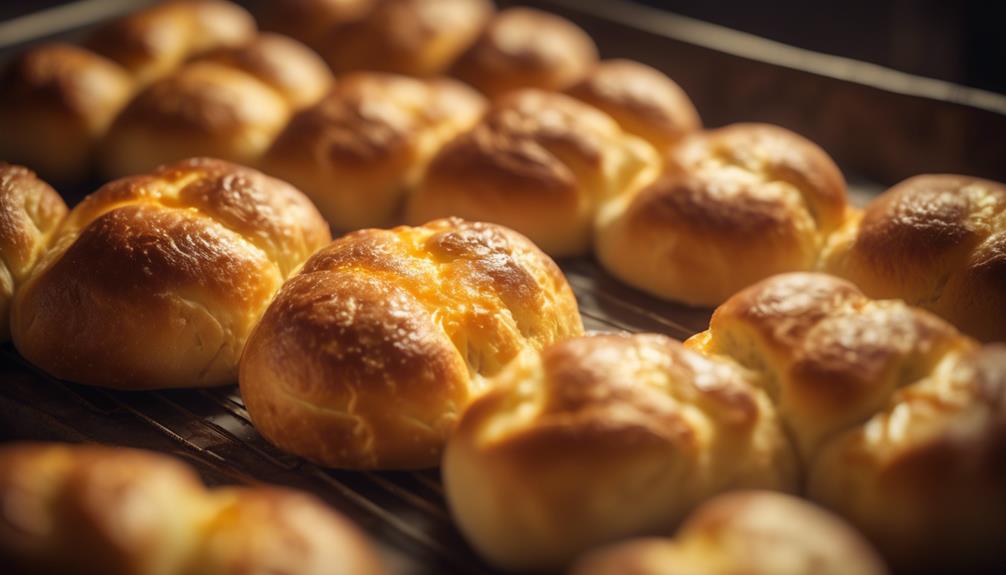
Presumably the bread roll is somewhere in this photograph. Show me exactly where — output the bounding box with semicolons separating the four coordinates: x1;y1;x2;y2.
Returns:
98;62;287;178
443;333;798;572
0;44;133;182
567;59;702;151
258;0;375;50
822;174;1006;342
406;89;661;257
86;0;256;86
12;158;330;389
572;491;888;575
240;218;582;469
808;343;1005;574
597;124;849;306
262;73;487;230
196;33;334;110
687;272;1005;573
319;0;494;76
451;7;599;97
0;442;385;575
100;34;333;179
0;164;68;341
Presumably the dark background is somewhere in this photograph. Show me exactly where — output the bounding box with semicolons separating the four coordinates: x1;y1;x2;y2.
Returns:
2;0;1003;94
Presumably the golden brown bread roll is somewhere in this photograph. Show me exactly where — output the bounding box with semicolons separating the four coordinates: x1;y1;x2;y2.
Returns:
596;124;850;306
0;442;386;575
808;343;1005;574
0;164;68;342
319;0;494;76
687;272;1005;573
12;158;330;389
567;59;702;151
451;7;599;98
100;34;334;179
822;174;1006;342
0;44;133;183
86;0;256;86
443;333;798;572
240;218;583;469
258;0;376;50
405;89;661;257
262;73;487;230
572;491;888;575
196;33;335;110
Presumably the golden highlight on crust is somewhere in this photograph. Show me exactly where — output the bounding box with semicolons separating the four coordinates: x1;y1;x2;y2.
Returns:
822;174;1006;342
596;123;851;306
11;157;330;390
0;442;386;575
406;89;661;257
688;272;1006;573
239;217;583;470
443;332;798;572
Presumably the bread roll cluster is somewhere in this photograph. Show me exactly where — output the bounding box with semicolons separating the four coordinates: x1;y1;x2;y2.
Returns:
572;491;888;575
240;217;582;469
823;174;1006;342
444;332;798;570
0;0;331;183
12;158;330;389
0;442;385;575
445;273;1004;572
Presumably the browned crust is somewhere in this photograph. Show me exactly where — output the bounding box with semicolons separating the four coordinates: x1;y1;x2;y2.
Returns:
451;7;598;97
240;218;582;469
12;158;329;389
567;59;702;150
319;0;494;76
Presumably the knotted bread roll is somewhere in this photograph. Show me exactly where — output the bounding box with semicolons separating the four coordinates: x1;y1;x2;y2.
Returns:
597;123;850;306
567;59;702;152
0;44;133;183
572;491;888;575
86;0;256;86
687;272;1005;573
262;73;486;230
451;7;599;98
319;0;494;77
0;164;68;341
12;158;330;389
822;174;1006;342
443;332;798;571
240;218;582;469
0;442;385;575
100;33;334;179
405;89;661;256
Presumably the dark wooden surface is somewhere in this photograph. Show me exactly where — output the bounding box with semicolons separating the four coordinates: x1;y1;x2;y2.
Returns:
0;1;1002;573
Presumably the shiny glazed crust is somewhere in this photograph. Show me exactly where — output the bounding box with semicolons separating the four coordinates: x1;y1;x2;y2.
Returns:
239;218;583;469
11;158;330;389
